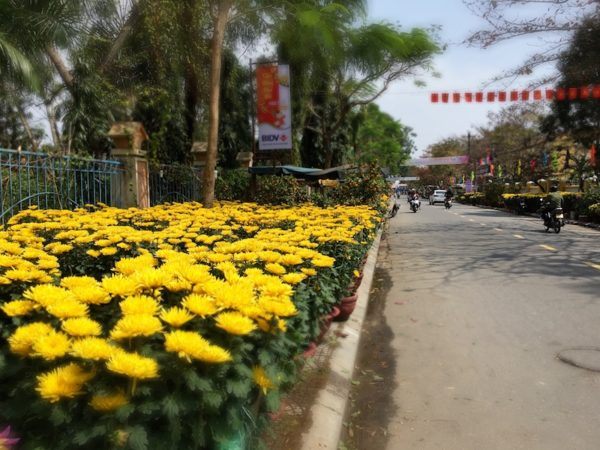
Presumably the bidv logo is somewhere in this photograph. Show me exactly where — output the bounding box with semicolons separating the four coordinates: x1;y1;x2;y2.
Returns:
262;134;288;143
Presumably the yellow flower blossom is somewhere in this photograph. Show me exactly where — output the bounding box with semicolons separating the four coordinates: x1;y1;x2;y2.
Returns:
62;317;103;337
102;275;138;297
8;322;54;356
36;363;94;402
119;295;159;316
265;263;286;275
90;392;128;412
215;312;256;336
252;366;273;394
1;300;37;317
32;331;71;360
110;315;162;340
164;330;232;363
160;307;194;327
182;294;218;317
71;337;120;360
106;352;159;379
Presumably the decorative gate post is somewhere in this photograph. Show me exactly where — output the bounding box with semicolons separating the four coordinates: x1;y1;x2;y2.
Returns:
108;122;150;208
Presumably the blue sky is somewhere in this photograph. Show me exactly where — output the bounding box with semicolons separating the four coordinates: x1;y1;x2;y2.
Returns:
367;0;555;155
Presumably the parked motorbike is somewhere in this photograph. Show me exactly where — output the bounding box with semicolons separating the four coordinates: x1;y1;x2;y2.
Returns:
410;198;420;213
516;198;527;215
444;198;452;209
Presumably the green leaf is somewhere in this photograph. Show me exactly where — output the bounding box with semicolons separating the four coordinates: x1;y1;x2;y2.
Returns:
127;426;148;450
162;395;180;419
227;379;252;399
203;391;223;409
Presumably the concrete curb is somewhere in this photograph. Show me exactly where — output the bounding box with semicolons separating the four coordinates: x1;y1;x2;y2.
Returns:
300;228;383;450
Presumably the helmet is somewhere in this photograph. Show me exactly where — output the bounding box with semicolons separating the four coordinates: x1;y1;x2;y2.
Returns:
550;185;558;192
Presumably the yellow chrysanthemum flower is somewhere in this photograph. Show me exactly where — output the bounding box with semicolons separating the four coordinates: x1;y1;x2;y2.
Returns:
32;331;71;360
119;295;159;316
252;366;274;394
62;317;103;337
130;267;172;291
110;315;162;340
23;284;73;307
70;285;110;305
163;330;232;364
46;298;89;319
100;247;118;256
0;299;36;317
214;312;257;336
160;307;194;327
90;392;128;412
265;263;286;276
312;256;335;268
36;363;94;403
71;337;120;360
61;276;98;289
8;322;54;356
279;254;303;266
281;272;306;285
86;249;101;258
301;267;317;277
182;294;218;317
258;297;297;318
102;275;138;297
114;255;156;276
106;352;159;379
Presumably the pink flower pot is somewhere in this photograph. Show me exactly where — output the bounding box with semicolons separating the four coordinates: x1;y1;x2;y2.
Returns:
317;306;340;342
302;341;318;359
334;294;358;322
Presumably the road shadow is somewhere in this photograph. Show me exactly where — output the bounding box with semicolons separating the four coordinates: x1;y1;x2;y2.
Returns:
341;233;397;450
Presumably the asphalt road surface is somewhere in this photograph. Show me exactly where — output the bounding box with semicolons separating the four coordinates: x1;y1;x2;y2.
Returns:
346;200;600;450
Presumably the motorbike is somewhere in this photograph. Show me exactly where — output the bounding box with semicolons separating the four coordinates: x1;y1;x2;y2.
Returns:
516;198;527;215
540;199;565;233
444;198;452;209
410;198;421;213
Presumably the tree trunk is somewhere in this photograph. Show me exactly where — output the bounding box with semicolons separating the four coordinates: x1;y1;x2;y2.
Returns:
202;0;233;208
45;103;62;151
15;105;38;150
46;46;75;90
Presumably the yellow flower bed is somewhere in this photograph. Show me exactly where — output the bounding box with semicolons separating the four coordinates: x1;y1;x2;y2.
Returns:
0;201;379;448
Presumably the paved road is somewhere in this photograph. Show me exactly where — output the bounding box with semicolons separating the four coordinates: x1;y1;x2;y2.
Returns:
345;201;600;450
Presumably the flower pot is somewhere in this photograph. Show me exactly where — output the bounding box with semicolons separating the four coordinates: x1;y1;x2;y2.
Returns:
352;273;363;291
302;341;318;359
334;294;358;322
317;306;340;342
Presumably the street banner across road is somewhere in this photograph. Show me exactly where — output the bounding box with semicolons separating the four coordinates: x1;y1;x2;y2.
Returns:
404;155;469;166
257;64;292;150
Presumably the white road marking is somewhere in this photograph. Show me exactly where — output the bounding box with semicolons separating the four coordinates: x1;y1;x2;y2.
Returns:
480;223;487;226
494;228;503;232
539;244;557;252
513;234;524;239
468;219;475;222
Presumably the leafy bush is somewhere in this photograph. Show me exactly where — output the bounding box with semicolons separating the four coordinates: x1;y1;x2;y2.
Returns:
502;192;582;215
0;202;380;449
588;203;600;221
215;169;250;202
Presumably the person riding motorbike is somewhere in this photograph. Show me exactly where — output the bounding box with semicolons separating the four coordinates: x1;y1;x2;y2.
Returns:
540;185;563;222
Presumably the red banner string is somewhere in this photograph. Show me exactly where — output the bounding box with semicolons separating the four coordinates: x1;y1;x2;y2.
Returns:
430;86;600;103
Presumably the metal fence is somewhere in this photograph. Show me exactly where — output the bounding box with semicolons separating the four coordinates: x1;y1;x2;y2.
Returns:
149;163;203;206
0;148;123;225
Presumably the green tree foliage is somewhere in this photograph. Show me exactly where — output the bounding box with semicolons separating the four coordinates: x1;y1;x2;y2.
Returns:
349;104;413;172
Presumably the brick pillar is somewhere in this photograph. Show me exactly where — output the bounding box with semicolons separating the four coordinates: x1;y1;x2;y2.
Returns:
108;122;150;208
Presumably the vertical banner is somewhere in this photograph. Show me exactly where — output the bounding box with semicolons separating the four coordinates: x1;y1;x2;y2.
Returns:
257;64;292;150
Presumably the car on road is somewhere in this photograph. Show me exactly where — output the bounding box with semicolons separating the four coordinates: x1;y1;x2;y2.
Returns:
429;190;447;205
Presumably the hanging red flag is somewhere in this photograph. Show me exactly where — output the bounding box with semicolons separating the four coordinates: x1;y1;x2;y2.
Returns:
453;93;461;103
441;93;449;103
590;144;597;167
521;90;530;101
545;89;555;100
465;92;473;102
475;92;483;102
533;90;542;100
487;92;495;102
530;158;537;172
556;88;566;100
510;91;519;101
498;91;507;102
490;163;495;176
593;85;600;99
431;93;439;103
568;87;578;100
580;86;591;100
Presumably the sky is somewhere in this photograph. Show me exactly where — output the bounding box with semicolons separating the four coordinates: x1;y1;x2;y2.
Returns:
367;0;556;156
